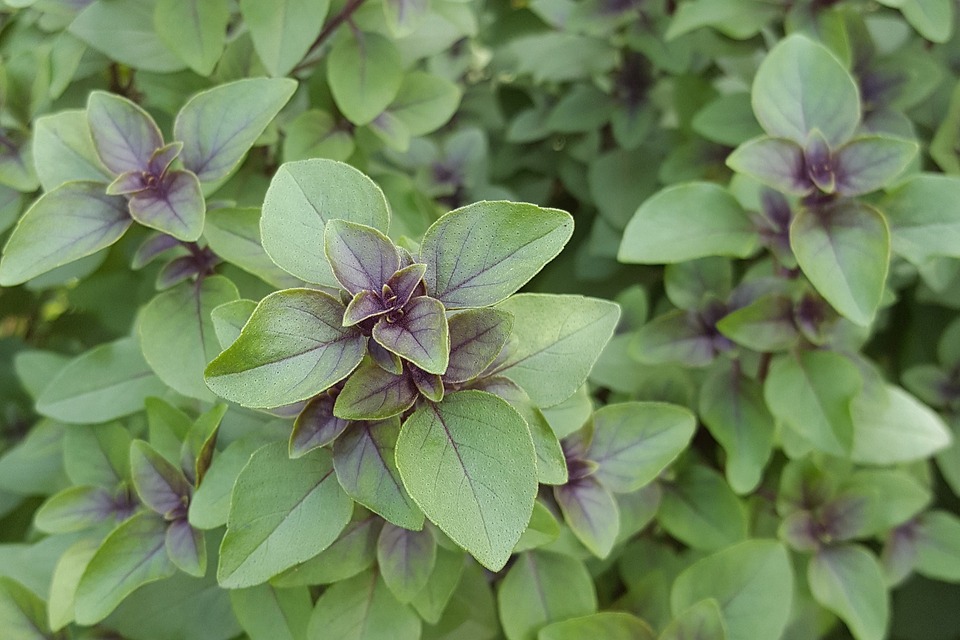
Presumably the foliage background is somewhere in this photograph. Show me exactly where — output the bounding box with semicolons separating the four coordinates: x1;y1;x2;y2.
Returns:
2;0;960;639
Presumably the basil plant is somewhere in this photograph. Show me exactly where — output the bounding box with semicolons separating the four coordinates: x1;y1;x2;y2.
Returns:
201;158;620;580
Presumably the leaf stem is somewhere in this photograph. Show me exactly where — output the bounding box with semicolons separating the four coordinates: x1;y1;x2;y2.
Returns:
292;0;368;74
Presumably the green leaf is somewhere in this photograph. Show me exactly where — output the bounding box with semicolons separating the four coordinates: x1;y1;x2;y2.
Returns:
554;476;620;559
410;546;464;624
306;570;421;640
273;516;381;587
333;418;424;530
282;109;354;162
0;419;67;496
751;35;860;147
659;599;727;640
692;93;764;146
497;551;597;640
211;299;258;349
328;32;403;126
389;72;461;136
915;511;960;582
586;402;696;493
229;584;312;640
851;385;952;464
630;309;716;367
765;351;861;456
75;512;177;625
900;0;954;43
48;539;98;632
833;136;918;196
659;465;748;551
63;421;131;488
205;288;366;408
69;0;186;73
0;181;130;286
666;0;779;40
715;294;799;352
881;173;960;265
101;570;240;640
491;294;619;407
372;296;450;374
395;391;538;571
699;363;775;494
36;337;167;424
790;200;890;326
0;576;53;640
419;202;573;308
32;110;112;191
470;376;569;485
239;0;330;77
671;540;793;640
539;612;656;640
174;78;297;183
260;159;391;287
205;208;304;289
141;276;240;401
154;0;228;74
377;523;436;603
219;443;353;588
618;183;758;264
808;544;888;640
189;436;268;530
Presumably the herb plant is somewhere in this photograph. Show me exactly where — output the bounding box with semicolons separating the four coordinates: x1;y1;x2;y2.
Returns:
2;1;960;640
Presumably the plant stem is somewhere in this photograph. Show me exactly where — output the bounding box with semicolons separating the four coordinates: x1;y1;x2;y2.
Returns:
292;0;368;74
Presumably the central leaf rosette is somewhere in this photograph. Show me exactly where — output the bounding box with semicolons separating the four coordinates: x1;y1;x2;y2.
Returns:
203;159;622;575
326;219;450;377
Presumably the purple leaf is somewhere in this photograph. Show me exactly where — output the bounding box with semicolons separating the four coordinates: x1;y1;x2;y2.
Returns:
445;308;513;383
180;403;226;486
343;289;387;326
372;296;450;374
410;366;444;402
369;340;403;375
130;440;191;518
87;91;163;174
385;263;427;309
165;517;206;576
128;169;205;241
726;136;812;196
554;476;620;558
833;135;918;197
155;255;200;290
804;130;836;193
132;233;184;269
290;393;350;458
377;523;436;603
324;219;401;294
106;171;148;195
149;141;183;176
332;419;424;530
333;358;418;421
